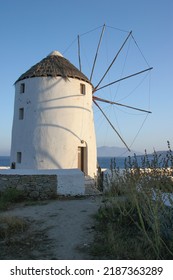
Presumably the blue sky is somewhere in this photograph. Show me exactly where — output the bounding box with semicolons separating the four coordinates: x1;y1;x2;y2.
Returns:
0;0;173;155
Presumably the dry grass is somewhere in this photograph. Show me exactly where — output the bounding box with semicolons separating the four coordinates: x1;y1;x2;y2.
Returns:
0;216;28;240
92;142;173;259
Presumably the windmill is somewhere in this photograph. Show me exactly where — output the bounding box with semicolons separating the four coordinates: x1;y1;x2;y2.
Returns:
75;24;152;152
10;24;152;179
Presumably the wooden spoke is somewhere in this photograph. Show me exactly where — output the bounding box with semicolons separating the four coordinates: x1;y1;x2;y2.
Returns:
77;35;82;71
90;24;106;82
93;100;130;151
94;31;132;91
94;67;153;92
93;96;152;113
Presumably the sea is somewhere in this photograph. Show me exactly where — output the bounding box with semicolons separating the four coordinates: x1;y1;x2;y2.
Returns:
0;155;153;169
0;156;10;167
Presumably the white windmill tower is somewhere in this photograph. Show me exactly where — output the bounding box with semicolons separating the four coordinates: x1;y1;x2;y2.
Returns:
10;25;152;179
10;51;97;178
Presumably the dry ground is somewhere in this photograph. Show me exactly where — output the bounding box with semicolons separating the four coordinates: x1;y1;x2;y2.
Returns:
0;195;102;260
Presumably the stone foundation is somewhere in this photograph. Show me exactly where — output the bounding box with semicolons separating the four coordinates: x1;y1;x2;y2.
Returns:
0;174;57;200
0;169;84;199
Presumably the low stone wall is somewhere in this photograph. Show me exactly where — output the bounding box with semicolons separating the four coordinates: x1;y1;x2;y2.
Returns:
0;168;85;199
0;174;57;200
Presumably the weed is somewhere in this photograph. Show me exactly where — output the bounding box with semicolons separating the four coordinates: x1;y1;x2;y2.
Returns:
0;188;24;210
0;216;28;240
93;142;173;259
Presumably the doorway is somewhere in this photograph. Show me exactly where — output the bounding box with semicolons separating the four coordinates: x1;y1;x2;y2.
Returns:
78;147;87;174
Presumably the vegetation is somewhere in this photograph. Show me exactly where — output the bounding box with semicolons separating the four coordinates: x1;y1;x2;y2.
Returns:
0;188;24;210
0;216;28;240
92;142;173;259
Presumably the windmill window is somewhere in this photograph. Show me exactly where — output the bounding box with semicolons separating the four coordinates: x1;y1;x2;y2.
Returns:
19;108;24;120
20;83;25;93
17;152;22;163
80;83;86;95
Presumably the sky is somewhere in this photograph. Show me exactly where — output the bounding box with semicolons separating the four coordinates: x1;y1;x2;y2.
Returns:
0;0;173;155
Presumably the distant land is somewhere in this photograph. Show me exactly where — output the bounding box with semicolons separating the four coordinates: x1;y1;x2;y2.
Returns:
97;146;171;158
97;146;143;157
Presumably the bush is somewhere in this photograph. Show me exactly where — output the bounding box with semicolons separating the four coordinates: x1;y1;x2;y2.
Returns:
92;142;173;259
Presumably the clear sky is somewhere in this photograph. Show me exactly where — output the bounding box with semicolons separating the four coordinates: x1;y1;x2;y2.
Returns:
0;0;173;155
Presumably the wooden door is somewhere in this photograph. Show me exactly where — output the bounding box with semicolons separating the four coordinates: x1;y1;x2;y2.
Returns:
78;147;84;172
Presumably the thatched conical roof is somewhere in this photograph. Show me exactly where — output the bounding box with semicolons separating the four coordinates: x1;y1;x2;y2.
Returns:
15;51;91;84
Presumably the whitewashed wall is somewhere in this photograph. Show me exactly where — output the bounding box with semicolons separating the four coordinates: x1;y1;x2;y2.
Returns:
10;76;97;178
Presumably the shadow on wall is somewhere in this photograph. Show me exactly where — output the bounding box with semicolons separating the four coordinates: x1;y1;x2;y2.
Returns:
38;105;91;113
39;94;83;104
35;148;63;169
38;123;83;141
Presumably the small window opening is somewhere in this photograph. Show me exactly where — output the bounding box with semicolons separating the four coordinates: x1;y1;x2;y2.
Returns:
20;83;25;93
19;108;24;120
80;83;86;95
17;152;22;163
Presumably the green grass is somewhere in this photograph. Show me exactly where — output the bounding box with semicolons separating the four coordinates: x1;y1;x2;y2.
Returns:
92;142;173;259
0;188;24;210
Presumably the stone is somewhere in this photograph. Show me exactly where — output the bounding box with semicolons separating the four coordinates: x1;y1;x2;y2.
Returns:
29;191;39;199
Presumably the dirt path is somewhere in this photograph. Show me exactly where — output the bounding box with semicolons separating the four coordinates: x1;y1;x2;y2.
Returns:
0;196;102;260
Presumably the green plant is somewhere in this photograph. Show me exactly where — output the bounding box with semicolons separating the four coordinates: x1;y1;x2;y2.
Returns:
92;142;173;259
0;188;24;210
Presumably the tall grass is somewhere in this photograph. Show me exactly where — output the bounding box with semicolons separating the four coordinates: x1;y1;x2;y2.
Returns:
93;142;173;259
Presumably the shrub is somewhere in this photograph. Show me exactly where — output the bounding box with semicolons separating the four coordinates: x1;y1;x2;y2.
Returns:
93;142;173;259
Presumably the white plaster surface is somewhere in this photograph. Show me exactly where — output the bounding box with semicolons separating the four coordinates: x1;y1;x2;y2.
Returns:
48;50;63;57
11;75;97;178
